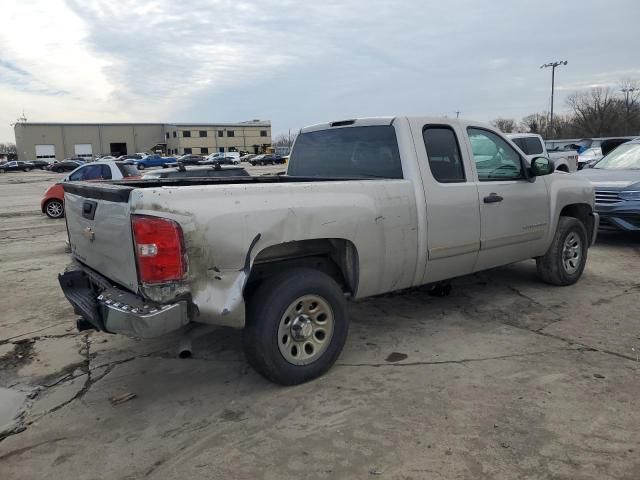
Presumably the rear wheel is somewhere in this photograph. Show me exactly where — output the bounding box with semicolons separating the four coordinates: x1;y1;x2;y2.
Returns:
536;216;588;285
137;164;145;170
243;268;349;385
45;199;64;219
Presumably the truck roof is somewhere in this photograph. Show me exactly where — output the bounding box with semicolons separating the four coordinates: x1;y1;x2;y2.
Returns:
300;116;492;133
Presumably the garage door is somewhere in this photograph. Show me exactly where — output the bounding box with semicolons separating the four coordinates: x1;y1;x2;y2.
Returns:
74;144;93;159
35;144;56;159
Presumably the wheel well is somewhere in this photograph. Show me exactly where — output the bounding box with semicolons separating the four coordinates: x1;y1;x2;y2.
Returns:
556;165;569;172
560;203;594;240
245;239;359;299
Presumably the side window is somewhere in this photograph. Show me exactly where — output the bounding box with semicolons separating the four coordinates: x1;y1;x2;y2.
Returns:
68;166;86;181
82;165;104;180
100;165;112;180
467;128;524;181
423;126;465;183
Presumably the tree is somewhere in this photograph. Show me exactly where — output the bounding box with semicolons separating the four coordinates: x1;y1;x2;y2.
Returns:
273;133;296;147
619;78;640;135
520;113;548;135
566;87;621;137
490;118;516;133
0;143;16;154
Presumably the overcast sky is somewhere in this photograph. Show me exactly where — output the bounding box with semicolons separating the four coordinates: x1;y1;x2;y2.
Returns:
1;0;639;142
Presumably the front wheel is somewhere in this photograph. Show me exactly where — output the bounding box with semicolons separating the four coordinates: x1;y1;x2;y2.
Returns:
536;216;588;286
45;199;64;219
243;268;349;385
137;164;145;170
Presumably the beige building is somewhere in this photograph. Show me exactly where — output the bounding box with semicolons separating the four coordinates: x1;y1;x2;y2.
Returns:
14;121;271;160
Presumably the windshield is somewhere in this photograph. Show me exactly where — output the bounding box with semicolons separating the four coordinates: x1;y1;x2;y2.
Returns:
288;125;403;178
594;143;640;169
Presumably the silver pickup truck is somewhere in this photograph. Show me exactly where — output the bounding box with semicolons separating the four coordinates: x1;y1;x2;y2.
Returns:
59;117;598;384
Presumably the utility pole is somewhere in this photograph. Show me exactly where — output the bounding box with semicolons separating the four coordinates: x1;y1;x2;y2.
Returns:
621;87;638;136
540;60;568;137
455;111;461;119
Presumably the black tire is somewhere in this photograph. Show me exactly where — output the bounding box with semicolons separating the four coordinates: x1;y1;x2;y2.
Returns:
137;164;145;170
243;268;349;385
44;199;64;219
54;168;63;173
536;216;588;286
25;167;32;172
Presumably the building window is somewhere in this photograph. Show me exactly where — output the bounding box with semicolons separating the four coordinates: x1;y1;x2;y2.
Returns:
218;131;223;137
229;147;237;152
219;147;225;153
199;130;207;137
260;130;268;137
183;130;191;138
172;131;176;138
184;148;192;154
201;147;209;155
165;132;169;139
227;130;235;137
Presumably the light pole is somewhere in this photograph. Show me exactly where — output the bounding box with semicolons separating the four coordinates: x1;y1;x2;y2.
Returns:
540;60;568;136
621;87;638;135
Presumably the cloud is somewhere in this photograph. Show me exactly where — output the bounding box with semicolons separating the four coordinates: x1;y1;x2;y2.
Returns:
0;0;639;141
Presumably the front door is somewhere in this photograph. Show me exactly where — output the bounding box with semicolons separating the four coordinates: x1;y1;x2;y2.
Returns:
464;127;550;271
409;120;481;283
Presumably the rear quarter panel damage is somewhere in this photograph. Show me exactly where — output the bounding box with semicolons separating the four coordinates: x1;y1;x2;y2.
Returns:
130;180;419;327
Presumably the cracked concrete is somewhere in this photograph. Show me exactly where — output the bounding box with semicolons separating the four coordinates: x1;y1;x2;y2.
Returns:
1;169;639;480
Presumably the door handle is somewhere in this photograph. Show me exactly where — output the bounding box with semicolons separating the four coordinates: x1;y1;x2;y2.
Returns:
483;193;503;203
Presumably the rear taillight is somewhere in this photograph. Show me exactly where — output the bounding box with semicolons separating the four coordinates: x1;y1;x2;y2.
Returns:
132;215;186;284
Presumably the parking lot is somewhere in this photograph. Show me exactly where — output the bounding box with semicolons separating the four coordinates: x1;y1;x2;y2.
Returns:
0;169;639;479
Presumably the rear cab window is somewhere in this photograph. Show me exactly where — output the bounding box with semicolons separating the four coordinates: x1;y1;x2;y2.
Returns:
288;125;403;178
117;163;141;177
511;136;544;155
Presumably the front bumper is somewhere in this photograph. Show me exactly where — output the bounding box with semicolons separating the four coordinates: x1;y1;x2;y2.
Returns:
58;265;190;338
595;203;640;232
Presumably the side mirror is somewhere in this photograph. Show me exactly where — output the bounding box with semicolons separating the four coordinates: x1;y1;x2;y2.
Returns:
530;156;554;176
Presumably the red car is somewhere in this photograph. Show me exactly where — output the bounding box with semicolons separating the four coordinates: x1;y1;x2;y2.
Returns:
41;161;140;218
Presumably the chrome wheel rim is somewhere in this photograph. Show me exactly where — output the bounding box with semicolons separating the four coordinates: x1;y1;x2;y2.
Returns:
562;231;582;274
277;294;334;365
46;201;63;218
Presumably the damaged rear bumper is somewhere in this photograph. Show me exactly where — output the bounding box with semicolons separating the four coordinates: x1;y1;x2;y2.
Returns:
58;265;190;338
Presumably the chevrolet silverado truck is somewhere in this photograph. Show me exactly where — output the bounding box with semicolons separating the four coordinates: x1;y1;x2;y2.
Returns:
58;117;599;385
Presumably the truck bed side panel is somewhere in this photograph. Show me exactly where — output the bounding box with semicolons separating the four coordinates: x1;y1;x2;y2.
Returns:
130;180;418;327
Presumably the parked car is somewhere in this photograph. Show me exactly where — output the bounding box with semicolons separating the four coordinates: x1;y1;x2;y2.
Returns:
240;154;256;163
507;133;577;172
201;152;241;165
125;154;176;170
0;161;35;172
248;154;267;165
117;154;146;161
58;116;598;385
163;154;205;167
27;160;51;170
47;160;84;173
578;147;603;169
577;138;640;231
41;161;140;218
143;164;250;179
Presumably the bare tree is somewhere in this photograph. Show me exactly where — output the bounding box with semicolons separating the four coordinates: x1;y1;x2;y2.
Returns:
619;78;640;135
520;113;548;135
566;87;621;137
273;133;296;147
0;143;16;154
490;118;516;133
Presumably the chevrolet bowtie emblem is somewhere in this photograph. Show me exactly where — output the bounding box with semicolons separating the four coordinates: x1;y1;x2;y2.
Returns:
83;227;95;242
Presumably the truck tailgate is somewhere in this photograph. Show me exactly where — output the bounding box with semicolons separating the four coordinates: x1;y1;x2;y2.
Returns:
65;188;139;292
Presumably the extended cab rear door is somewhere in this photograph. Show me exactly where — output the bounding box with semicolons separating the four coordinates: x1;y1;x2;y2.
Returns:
408;119;481;283
463;126;550;270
